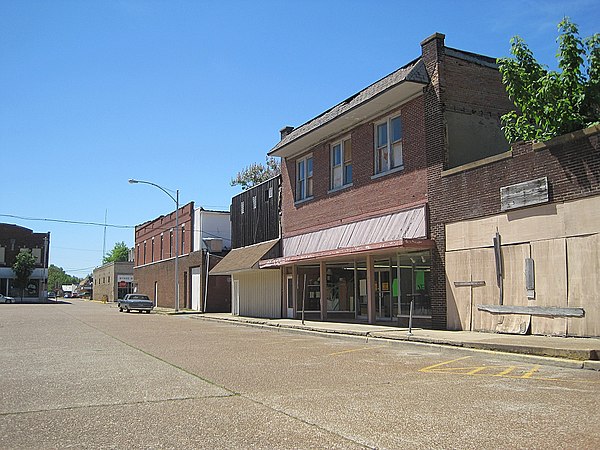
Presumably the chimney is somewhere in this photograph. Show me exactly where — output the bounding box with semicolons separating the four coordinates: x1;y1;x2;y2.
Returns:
279;126;294;140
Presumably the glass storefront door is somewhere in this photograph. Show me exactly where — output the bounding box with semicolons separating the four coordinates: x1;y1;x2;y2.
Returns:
375;260;394;320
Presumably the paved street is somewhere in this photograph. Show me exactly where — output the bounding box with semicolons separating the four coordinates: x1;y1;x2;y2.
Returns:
1;300;599;449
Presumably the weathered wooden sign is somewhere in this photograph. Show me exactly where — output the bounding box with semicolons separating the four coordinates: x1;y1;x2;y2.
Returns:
500;177;549;211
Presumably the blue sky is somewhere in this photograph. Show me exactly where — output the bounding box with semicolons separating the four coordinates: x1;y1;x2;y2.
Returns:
1;0;598;277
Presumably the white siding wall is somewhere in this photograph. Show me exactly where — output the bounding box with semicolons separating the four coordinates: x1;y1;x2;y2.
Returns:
193;209;232;252
234;270;281;318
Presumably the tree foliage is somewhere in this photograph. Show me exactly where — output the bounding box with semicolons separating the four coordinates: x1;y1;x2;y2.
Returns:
230;157;281;190
497;18;600;143
103;241;130;264
48;264;80;291
12;251;37;301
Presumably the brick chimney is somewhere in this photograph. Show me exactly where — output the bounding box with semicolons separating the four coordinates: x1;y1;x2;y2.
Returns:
279;126;294;140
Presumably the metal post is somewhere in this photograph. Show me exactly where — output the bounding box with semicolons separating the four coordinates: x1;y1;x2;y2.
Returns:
408;298;414;336
203;250;210;313
302;273;306;325
407;261;415;336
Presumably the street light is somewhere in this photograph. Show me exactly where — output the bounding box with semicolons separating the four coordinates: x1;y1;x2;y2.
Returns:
129;178;180;312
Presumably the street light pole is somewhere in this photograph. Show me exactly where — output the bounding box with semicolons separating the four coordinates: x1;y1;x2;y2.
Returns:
129;179;180;312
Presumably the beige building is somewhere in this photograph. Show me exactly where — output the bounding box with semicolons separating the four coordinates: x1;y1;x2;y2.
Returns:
93;261;134;302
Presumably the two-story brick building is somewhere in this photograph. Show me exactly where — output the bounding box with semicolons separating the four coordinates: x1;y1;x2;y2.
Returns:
0;223;50;300
133;203;232;311
261;33;515;328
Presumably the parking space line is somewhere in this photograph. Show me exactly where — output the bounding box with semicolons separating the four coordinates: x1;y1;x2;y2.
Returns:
419;356;472;372
420;358;600;384
520;365;540;379
328;345;388;356
495;366;517;376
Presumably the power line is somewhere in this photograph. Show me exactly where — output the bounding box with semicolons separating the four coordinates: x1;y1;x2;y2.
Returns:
0;214;134;229
1;213;232;242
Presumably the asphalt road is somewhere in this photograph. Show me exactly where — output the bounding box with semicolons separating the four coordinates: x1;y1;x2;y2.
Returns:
1;300;599;449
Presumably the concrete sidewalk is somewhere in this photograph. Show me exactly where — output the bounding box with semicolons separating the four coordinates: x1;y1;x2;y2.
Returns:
173;311;600;371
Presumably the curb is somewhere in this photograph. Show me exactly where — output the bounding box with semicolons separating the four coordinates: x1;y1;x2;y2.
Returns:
189;314;600;371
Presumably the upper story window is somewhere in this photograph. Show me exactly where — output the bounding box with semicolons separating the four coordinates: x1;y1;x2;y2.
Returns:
375;115;403;175
181;225;185;254
331;137;352;190
296;155;313;202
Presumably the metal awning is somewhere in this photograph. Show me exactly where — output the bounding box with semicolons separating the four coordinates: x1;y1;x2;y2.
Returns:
209;239;280;275
259;205;431;268
259;238;434;268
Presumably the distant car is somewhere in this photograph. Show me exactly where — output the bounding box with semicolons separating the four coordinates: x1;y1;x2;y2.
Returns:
48;292;56;299
118;294;154;314
0;294;15;303
71;293;79;298
64;293;71;298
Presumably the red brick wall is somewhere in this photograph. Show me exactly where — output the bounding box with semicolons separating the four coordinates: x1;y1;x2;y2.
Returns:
134;250;231;312
421;34;448;329
430;127;600;226
134;202;194;266
444;53;514;114
281;95;428;237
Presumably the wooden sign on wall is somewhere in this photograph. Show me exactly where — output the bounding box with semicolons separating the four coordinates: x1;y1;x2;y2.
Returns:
500;177;549;211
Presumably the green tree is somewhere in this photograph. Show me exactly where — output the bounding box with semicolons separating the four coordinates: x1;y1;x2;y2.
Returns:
47;264;80;293
497;17;600;143
230;156;281;190
12;251;37;302
103;242;130;264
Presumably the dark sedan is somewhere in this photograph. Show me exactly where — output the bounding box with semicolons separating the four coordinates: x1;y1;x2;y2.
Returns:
118;294;154;313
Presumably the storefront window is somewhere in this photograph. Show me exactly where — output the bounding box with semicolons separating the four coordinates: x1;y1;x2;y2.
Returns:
397;252;431;317
296;265;321;312
325;263;355;313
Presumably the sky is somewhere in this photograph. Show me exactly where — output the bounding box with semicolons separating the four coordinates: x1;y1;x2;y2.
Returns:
1;0;598;277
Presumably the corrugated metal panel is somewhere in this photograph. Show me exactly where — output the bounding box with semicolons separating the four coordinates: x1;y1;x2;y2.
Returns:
283;206;426;258
235;270;281;318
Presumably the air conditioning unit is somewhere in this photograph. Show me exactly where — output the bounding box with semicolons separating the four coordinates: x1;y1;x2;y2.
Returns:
204;238;223;253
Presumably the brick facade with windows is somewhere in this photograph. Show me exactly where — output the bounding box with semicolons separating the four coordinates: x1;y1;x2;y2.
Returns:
0;223;50;299
281;96;427;238
133;202;231;312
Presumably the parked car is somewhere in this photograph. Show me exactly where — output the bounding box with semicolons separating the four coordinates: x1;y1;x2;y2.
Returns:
118;294;153;313
0;294;15;303
48;292;56;299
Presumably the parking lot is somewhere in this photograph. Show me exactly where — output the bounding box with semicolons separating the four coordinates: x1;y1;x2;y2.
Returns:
1;300;599;448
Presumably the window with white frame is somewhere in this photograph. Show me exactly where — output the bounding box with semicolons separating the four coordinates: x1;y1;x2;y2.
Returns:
375;115;403;175
330;137;352;189
296;154;313;201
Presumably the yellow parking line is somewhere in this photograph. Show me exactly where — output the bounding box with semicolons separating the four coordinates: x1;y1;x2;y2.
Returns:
328;345;387;356
419;356;472;372
495;366;517;376
520;365;540;379
466;366;488;375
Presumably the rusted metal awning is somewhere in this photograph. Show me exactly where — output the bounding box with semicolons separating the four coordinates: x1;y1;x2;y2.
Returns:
259;238;434;268
210;239;280;275
259;206;431;268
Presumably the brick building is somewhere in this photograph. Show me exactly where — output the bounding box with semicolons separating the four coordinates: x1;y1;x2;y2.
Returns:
133;203;231;311
0;223;50;300
262;33;514;328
